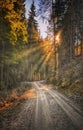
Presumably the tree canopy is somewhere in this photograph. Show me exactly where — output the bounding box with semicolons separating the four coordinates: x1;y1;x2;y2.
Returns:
0;0;28;47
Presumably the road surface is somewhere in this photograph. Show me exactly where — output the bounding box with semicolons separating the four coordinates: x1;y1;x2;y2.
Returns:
0;81;83;130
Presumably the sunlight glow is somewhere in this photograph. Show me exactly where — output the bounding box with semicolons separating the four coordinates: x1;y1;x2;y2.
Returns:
55;31;62;45
21;89;36;99
56;34;60;43
34;82;53;129
39;21;48;38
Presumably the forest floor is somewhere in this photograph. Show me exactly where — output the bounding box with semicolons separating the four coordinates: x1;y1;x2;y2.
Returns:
0;81;83;130
0;82;33;111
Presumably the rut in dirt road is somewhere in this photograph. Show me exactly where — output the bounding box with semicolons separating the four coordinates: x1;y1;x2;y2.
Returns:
34;82;83;130
34;82;54;130
0;81;83;130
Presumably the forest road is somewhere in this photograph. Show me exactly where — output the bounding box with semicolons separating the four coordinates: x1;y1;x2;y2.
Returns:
0;81;83;130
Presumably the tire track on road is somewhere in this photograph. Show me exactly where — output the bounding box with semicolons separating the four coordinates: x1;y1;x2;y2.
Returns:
34;82;54;130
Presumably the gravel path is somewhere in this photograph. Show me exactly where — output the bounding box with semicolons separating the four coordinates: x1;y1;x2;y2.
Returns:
0;82;83;130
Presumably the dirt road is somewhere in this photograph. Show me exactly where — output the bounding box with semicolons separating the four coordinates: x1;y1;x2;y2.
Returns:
0;82;83;130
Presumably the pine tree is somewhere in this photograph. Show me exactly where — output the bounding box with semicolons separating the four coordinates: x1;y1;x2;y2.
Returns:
27;1;39;45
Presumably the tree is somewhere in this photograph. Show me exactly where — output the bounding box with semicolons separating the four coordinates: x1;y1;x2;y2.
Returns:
0;0;28;90
0;0;28;47
38;0;68;31
27;1;39;45
5;0;28;45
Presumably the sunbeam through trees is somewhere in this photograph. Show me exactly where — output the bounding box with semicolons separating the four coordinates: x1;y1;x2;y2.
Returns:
0;0;83;130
